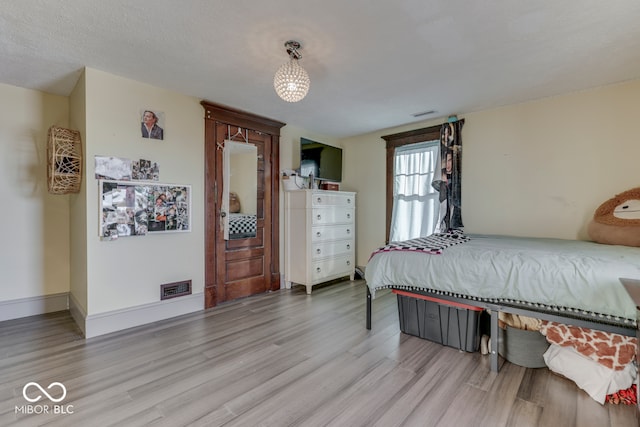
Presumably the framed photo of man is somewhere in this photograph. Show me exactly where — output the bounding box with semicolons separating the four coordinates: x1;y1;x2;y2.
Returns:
140;109;165;140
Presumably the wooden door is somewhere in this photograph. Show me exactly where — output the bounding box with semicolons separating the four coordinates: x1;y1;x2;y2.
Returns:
202;101;285;308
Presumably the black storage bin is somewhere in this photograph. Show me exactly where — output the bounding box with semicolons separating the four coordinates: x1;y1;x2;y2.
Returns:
394;290;482;352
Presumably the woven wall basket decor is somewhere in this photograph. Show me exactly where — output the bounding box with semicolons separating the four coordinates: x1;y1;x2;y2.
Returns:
47;126;82;194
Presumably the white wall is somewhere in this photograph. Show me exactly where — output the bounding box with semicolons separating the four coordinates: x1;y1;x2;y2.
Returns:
0;83;70;305
230;148;257;215
6;67;636;328
81;68;205;315
69;71;88;313
0;71;336;326
279;124;341;177
343;79;640;267
278;124;341;274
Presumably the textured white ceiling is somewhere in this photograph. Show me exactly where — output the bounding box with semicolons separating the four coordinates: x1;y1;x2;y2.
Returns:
2;0;640;137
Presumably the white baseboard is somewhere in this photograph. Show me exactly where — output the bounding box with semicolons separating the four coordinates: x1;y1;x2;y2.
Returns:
82;292;204;339
1;292;205;339
0;293;69;322
68;292;87;337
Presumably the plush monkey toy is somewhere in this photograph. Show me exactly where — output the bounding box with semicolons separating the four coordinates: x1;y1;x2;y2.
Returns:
587;187;640;247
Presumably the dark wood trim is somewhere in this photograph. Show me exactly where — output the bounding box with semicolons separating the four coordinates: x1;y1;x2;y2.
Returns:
202;101;285;308
204;117;218;308
270;131;281;291
201;101;285;135
381;125;442;149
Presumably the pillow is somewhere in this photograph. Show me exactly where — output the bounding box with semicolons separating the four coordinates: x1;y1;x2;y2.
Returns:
540;321;637;370
498;312;542;331
229;192;241;213
588;187;640;246
543;344;636;404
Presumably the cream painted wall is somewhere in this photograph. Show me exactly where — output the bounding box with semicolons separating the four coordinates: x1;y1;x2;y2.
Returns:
230;148;257;215
4;66;636;322
343;79;640;267
279;124;341;178
278;124;341;274
69;71;88;312
0;83;70;302
0;72;334;317
82;68;205;315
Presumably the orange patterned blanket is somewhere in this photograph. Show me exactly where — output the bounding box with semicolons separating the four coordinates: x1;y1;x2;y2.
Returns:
540;321;637;371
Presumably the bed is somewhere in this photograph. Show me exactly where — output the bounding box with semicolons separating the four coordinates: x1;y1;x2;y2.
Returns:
364;233;640;375
228;213;257;239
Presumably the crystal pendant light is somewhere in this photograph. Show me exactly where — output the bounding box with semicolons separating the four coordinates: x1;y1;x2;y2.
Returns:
274;40;310;102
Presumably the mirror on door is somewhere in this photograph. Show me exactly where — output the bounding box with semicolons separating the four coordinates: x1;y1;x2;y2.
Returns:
222;140;258;240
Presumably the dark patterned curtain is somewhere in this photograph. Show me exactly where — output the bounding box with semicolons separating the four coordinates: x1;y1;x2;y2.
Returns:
432;120;464;232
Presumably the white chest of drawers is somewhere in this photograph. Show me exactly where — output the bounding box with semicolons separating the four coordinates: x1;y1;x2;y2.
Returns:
284;190;356;294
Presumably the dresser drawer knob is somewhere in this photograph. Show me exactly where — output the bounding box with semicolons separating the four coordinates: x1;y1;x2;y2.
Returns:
316;248;321;254
346;260;351;266
346;229;351;234
317;214;321;220
346;213;351;219
316;231;321;237
347;198;351;204
316;267;321;273
347;244;351;250
317;197;322;203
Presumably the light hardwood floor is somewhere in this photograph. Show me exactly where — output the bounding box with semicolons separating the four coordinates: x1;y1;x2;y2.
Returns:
1;280;637;427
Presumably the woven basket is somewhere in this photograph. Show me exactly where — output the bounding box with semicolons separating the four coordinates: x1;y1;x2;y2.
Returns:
498;325;550;368
47;126;82;194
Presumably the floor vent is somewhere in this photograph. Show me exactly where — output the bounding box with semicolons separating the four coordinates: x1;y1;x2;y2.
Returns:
161;280;192;300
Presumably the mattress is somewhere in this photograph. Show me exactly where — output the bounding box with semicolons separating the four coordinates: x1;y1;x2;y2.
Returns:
229;213;256;238
365;234;640;324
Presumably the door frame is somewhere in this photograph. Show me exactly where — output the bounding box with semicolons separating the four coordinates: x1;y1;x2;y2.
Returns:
201;101;285;308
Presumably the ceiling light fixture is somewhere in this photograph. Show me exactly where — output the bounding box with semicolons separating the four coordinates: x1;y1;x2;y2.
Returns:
274;40;310;103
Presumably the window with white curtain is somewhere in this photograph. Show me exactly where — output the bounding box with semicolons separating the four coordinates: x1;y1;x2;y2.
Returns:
389;140;440;242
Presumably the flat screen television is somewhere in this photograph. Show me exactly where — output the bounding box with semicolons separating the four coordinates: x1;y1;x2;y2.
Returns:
299;138;343;182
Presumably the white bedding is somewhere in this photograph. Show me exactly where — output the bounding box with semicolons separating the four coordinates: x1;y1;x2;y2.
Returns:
543;344;637;404
365;234;640;322
228;213;257;238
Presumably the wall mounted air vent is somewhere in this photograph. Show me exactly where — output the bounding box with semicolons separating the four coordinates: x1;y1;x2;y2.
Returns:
160;280;192;300
411;110;436;118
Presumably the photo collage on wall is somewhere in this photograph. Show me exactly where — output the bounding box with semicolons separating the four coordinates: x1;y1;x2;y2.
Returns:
100;180;190;240
132;159;159;181
95;156;159;181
